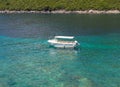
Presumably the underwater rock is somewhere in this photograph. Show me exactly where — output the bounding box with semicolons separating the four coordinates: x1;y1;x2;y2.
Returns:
58;72;94;87
78;77;94;87
0;83;9;87
0;78;9;87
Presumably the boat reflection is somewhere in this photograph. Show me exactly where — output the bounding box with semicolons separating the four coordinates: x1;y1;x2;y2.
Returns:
48;48;80;60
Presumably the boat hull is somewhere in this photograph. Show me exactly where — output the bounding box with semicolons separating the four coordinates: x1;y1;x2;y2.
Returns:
49;43;78;48
48;37;79;49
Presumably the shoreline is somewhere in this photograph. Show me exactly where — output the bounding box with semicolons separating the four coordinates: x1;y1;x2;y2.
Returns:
0;10;120;14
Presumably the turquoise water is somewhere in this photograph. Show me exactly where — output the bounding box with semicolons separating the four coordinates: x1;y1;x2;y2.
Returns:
0;14;120;87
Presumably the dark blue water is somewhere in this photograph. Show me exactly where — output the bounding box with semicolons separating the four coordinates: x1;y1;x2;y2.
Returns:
0;14;120;87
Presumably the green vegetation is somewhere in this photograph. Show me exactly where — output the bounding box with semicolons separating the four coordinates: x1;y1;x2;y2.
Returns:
0;0;120;11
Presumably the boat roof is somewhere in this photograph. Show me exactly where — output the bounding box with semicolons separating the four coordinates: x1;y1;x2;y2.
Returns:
55;36;74;39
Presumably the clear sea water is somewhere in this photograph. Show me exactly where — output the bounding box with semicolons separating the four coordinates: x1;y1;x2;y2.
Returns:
0;14;120;87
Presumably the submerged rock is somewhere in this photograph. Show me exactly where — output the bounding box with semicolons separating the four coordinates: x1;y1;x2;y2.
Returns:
78;78;93;87
58;72;95;87
0;78;9;87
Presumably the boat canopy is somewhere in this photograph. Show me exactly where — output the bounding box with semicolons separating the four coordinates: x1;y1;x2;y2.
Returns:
55;36;74;39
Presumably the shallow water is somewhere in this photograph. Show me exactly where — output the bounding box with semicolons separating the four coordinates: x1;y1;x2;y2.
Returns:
0;14;120;87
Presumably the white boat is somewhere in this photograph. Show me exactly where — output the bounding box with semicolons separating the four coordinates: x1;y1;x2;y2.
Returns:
48;36;79;48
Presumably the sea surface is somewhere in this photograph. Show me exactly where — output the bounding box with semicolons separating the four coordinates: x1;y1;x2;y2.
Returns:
0;14;120;87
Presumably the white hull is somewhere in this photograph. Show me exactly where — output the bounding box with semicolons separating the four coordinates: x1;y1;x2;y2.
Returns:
51;43;76;48
48;40;78;48
48;36;79;49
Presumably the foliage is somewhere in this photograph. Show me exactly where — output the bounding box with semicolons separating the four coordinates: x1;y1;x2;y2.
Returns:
0;0;120;11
